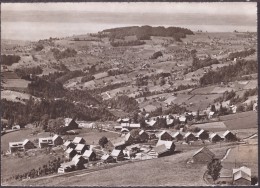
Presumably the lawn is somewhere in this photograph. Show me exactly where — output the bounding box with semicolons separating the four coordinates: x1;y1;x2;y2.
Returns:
221;144;258;177
193;122;227;132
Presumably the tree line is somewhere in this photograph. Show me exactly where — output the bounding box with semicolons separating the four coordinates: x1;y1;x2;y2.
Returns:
1;54;21;66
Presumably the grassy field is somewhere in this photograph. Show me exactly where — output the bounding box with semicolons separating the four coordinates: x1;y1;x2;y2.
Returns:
193;122;227;132
221;144;258;177
220;111;257;130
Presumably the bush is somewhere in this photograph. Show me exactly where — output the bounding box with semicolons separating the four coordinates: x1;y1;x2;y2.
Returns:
151;51;163;59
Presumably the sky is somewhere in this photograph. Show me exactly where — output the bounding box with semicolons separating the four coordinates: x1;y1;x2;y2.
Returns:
1;2;257;41
2;2;256;15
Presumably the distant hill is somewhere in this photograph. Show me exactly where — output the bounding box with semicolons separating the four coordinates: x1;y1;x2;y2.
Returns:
103;25;194;41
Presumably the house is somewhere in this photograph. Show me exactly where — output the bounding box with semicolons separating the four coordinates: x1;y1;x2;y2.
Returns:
138;130;149;142
196;129;209;140
71;154;87;169
233;166;251;185
12;125;21;130
121;128;129;134
65;118;79;129
65;148;77;160
101;154;115;163
217;168;233;183
114;125;122;131
209;133;222;143
75;144;89;154
208;111;216;119
156;140;175;151
82;150;96;161
171;132;183;141
107;137;126;150
157;131;173;141
125;132;135;144
9;139;35;153
39;135;63;148
72;137;86;145
110;149;125;161
179;116;187;124
230;105;237;113
63;140;75;150
166;119;174;127
149;144;169;158
192;147;215;163
223;130;236;141
184;132;196;142
145;119;157;128
147;132;157;140
129;123;141;130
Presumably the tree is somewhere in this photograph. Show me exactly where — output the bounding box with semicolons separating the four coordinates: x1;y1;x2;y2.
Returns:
207;159;222;182
210;105;216;112
99;136;108;148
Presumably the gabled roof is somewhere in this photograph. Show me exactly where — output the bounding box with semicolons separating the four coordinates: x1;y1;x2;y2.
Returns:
65;147;75;154
172;131;183;138
23;139;31;145
73;137;85;144
196;129;206;137
153;144;168;154
110;149;123;157
223;130;234;137
145;120;157;126
233;166;251;181
179;116;187;122
101;154;112;160
75;144;87;151
125;133;134;141
52;134;61;141
139;130;148;136
184;132;194;138
63;140;72;147
158;130;172;138
209;133;221;139
83;150;95;158
121;128;129;132
193;147;215;158
72;154;84;165
166;119;174;125
156;140;174;150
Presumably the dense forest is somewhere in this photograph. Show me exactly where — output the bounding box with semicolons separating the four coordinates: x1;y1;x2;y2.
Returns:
105;95;139;113
51;48;77;60
110;40;145;47
103;25;194;42
191;56;220;72
1;54;21;66
15;66;43;79
200;60;257;86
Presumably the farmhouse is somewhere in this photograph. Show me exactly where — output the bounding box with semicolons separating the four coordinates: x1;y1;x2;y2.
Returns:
39;134;63;148
196;129;209;140
65;118;79;129
71;154;87;169
110;149;125;161
209;133;222;143
156;140;175;151
166;119;174;126
125;132;135;144
83;150;96;161
223;130;237;141
184;132;196;142
145;119;157;128
192;147;215;163
138;130;149;142
65;148;77;160
9;139;35;153
218;168;233;183
148;144;169;158
232;166;251;185
75;144;89;154
171;131;183;141
72;137;86;144
101;154;115;163
157;131;173;141
208;111;216;119
63;140;76;150
179;116;187;124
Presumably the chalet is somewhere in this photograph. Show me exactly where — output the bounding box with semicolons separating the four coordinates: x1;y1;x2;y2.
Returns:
166;119;174;127
65;148;77;160
223;130;237;142
218;168;233;183
208;111;216;119
184;132;196;142
101;154;115;163
39;135;63;148
192;147;215;163
72;137;86;145
62;140;75;150
138;130;149;142
209;133;222;143
149;144;168;158
110;149;125;161
114;125;122;131
179;116;187;124
156;140;175;151
145;119;157;128
71;154;87;169
148;132;157;140
9;139;35;153
82;150;96;161
156;131;173;141
230;105;237;113
75;144;89;154
107;137;126;150
196;129;209;140
125;133;135;144
232;166;251;185
65;118;79;129
171;132;183;141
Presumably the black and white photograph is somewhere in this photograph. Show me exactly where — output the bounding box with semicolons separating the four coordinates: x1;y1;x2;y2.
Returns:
1;2;258;186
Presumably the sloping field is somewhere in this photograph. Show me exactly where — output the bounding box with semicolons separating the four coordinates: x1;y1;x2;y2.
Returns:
3;79;30;88
193;122;227;132
243;80;257;90
221;144;258;177
220;111;257;130
1;90;34;104
211;87;234;94
191;86;215;94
